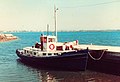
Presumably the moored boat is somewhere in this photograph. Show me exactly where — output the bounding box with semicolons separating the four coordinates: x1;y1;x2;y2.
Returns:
75;44;120;73
87;50;120;72
16;34;88;71
16;6;88;71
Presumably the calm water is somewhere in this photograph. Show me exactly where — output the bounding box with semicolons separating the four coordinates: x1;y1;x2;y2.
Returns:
1;31;120;82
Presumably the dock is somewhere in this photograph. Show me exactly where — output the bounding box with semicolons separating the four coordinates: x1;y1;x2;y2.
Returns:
74;44;120;53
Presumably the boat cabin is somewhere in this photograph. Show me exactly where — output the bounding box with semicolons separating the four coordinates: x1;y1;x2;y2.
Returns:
21;34;79;57
33;34;79;52
40;34;57;51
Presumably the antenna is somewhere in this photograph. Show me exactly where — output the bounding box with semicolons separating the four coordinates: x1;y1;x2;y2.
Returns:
54;5;58;42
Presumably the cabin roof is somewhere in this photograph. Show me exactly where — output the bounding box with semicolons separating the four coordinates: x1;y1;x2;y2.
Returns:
42;35;56;38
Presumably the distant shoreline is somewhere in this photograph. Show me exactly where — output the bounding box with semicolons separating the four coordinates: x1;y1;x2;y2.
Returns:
0;29;120;33
0;34;17;42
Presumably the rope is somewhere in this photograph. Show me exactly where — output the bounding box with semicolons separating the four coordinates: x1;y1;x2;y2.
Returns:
88;49;107;61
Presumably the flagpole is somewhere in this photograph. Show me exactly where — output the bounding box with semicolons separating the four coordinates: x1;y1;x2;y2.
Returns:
54;5;58;42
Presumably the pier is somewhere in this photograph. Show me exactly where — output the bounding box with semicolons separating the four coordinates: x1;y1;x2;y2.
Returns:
74;44;120;53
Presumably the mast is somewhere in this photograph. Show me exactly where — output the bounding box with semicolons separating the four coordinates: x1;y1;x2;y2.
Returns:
54;5;58;42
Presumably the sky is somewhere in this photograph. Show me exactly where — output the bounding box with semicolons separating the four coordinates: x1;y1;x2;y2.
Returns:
0;0;120;31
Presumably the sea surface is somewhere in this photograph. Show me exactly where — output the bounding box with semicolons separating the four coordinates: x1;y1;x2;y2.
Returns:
0;31;120;82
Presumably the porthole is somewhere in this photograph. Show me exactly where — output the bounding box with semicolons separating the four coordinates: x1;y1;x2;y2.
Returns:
43;53;46;56
48;53;52;55
34;52;36;55
54;53;58;55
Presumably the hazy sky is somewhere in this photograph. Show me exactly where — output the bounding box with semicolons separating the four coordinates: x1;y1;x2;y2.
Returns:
0;0;120;31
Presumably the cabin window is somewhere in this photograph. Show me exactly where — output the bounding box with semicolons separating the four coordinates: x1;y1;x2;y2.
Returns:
48;38;56;42
24;50;26;54
43;37;47;43
34;52;36;55
48;38;52;42
54;53;58;55
43;53;46;56
48;53;52;55
27;51;29;53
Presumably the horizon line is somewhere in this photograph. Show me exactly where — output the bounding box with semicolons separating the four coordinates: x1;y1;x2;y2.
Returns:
1;29;120;33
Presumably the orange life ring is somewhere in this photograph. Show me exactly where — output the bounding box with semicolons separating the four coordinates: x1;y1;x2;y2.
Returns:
49;44;55;50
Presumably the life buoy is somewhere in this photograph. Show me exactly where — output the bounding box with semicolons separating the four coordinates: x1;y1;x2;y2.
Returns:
49;44;55;50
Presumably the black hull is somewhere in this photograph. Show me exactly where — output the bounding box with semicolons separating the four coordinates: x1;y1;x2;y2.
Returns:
87;50;120;74
16;50;88;71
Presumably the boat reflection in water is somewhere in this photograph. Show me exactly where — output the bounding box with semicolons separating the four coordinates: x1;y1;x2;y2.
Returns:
39;70;120;82
17;59;120;82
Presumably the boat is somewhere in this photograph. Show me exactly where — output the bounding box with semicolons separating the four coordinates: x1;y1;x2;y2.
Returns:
16;6;88;71
16;34;88;71
74;44;120;73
